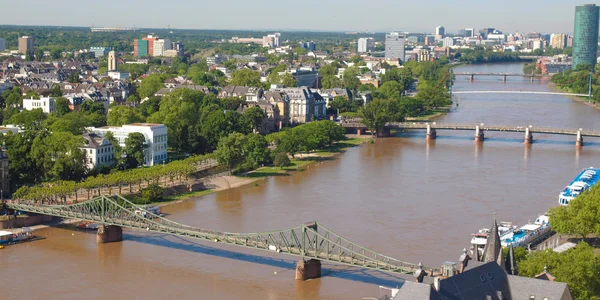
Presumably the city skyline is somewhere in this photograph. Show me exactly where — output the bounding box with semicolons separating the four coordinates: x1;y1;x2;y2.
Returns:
0;0;581;34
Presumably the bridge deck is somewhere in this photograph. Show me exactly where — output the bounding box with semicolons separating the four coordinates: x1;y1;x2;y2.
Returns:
5;196;432;275
341;122;600;137
452;91;589;97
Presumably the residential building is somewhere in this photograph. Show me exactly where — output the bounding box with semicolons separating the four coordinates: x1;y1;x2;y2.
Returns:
550;33;567;49
271;87;325;123
435;25;445;37
153;38;172;57
219;86;254;98
89;123;168;167
573;4;599;70
81;133;114;170
532;39;545;51
443;37;455;47
424;35;436;46
143;36;159;57
207;55;227;65
134;39;148;57
385;32;405;61
418;49;432;62
0;38;5;51
23;97;55;114
357;37;375;53
262;91;290;127
0;147;9;198
108;51;118;72
18;36;34;55
90;47;110;58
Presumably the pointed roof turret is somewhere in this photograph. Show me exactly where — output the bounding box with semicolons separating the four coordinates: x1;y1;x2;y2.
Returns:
507;244;518;275
482;214;502;266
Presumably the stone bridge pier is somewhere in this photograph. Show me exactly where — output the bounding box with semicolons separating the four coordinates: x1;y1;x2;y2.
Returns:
576;131;583;147
295;259;322;280
524;127;533;144
469;74;474;81
97;225;123;243
474;126;484;142
426;124;437;140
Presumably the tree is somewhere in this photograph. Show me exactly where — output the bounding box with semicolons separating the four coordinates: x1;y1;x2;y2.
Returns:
6;130;46;187
49;84;62;97
293;47;308;55
242;134;271;170
123;132;147;168
343;67;361;90
105;131;122;168
319;63;339;76
9;109;46;130
138;74;167;99
53;97;71;116
215;132;246;174
281;73;297;87
80;100;106;116
24;90;40;100
33;132;87;181
359;99;403;136
107;106;145;126
140;96;160;117
322;75;342;89
230;69;262;87
549;185;600;238
518;242;600;300
273;152;291;167
46;112;91;135
125;95;140;107
243;106;267;133
141;184;164;203
67;72;80;83
373;81;404;100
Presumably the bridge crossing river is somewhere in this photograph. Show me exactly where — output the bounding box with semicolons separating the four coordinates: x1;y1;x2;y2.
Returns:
4;196;436;278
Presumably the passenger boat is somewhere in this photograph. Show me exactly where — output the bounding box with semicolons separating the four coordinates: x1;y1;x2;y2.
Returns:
559;167;600;206
470;221;517;256
76;221;101;230
0;227;35;245
501;214;551;248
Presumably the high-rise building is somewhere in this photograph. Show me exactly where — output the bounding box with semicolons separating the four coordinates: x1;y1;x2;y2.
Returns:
436;26;445;37
357;37;375;52
573;4;599;70
18;36;34;54
172;41;184;57
550;33;567;49
479;28;495;39
567;35;574;48
0;38;5;51
385;32;405;61
443;37;455;47
108;51;117;71
134;39;148;57
465;28;474;38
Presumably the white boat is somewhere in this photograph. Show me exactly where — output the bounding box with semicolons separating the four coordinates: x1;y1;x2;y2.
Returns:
501;215;551;248
470;222;517;256
0;227;35;245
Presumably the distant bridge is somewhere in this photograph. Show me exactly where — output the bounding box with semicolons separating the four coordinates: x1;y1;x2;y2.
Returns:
342;122;591;145
453;72;550;82
4;196;435;280
452;91;590;97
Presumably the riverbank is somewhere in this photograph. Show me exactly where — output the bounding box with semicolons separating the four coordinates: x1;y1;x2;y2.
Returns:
406;106;452;121
159;136;372;207
550;82;599;110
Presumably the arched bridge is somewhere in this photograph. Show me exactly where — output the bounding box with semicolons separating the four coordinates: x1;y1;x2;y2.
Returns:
453;72;550;78
452;91;590;97
4;196;435;279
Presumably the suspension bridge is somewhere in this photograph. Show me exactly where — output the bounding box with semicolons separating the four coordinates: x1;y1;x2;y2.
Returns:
3;196;435;280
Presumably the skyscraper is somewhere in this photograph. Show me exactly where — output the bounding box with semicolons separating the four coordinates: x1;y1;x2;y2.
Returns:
108;51;117;72
357;37;374;53
573;4;599;70
18;36;34;55
435;26;445;37
385;32;405;61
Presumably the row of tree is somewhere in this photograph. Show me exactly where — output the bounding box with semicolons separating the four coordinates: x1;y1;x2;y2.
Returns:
12;154;215;202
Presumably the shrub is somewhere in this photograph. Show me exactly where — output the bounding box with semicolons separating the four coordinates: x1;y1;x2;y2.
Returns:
141;184;164;202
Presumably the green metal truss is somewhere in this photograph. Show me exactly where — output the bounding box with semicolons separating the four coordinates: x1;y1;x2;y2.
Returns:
6;196;438;275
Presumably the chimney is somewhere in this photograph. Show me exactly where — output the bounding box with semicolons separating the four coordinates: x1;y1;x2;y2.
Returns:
433;277;441;292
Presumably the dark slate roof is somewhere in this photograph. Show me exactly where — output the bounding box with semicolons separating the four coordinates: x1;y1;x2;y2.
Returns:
436;262;510;300
393;281;442;300
507;275;572;300
482;216;503;268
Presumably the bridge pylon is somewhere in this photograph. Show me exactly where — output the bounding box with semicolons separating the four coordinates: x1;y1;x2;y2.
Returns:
576;131;583;147
426;124;437;140
524;127;533;145
474;126;484;142
97;225;123;243
295;259;322;280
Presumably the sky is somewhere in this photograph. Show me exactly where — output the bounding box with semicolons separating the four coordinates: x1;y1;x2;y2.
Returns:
0;0;590;34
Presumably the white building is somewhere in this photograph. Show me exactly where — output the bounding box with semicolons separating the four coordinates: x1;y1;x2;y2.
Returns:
0;38;5;51
153;39;172;57
89;123;168;166
81;133;114;170
357;37;375;53
23;97;55;113
487;34;506;43
385;32;405;61
435;26;445;37
443;37;455;47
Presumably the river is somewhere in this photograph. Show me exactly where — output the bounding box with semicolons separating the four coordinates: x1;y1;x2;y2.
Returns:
6;63;600;300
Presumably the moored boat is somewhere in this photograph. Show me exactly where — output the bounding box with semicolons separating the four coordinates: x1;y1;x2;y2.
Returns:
501;214;551;248
559;167;600;206
76;221;101;230
0;227;35;245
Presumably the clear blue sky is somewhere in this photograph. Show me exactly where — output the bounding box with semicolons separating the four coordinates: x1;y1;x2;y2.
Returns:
1;0;588;34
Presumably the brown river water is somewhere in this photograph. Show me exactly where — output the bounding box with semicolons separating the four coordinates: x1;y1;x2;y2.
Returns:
5;63;600;300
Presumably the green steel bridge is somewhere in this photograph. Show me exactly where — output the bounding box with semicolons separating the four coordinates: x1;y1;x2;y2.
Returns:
4;196;435;276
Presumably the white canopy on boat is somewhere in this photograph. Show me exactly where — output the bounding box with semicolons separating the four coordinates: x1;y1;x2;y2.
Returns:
521;224;541;231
